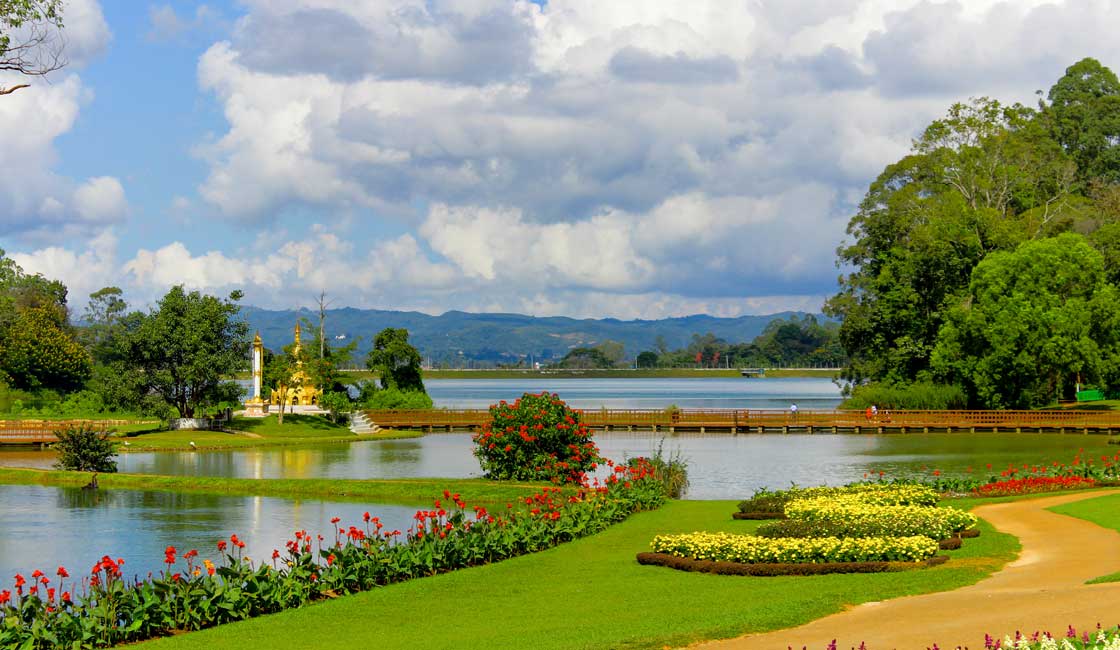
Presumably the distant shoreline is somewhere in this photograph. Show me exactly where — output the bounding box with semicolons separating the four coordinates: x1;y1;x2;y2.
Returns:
233;368;840;381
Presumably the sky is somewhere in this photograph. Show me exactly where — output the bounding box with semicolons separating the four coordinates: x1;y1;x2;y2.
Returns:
1;0;1118;320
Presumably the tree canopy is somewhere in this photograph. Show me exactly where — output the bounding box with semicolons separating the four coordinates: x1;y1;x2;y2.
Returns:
366;327;425;393
126;286;249;418
828;57;1120;407
1;0;66;96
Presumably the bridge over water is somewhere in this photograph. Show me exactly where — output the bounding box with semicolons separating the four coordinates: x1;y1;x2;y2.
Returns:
363;408;1120;436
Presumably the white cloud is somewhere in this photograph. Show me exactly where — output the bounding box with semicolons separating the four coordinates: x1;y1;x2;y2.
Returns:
74;176;128;223
0;0;121;242
9;230;119;306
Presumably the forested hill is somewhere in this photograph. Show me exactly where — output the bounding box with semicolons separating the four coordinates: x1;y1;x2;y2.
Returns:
242;307;814;364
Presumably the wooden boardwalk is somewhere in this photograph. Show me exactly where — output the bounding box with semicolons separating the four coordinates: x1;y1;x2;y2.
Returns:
0;420;151;446
364;408;1120;435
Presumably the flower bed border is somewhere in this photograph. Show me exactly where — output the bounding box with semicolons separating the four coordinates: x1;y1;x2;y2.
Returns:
938;537;962;550
732;512;785;520
635;552;949;576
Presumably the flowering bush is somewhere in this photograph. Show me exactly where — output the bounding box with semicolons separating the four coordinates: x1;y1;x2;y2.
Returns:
472;392;602;483
0;460;664;649
973;476;1097;497
650;531;938;564
736;483;939;516
784;495;976;540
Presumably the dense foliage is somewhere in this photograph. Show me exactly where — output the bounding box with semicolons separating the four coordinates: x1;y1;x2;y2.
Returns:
636;315;845;369
360;384;433;409
127;287;249;418
52;424;118;473
0;462;665;649
473;392;602;484
366;327;425;393
827;57;1120;407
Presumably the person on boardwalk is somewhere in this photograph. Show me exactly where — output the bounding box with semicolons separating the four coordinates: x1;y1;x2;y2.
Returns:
789;403;798;422
865;406;873;421
871;404;878;419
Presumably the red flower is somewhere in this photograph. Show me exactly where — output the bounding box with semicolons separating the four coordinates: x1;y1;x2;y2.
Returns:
56;566;68;578
217;540;228;552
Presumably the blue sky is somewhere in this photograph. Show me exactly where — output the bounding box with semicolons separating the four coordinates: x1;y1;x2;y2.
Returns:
2;0;1118;318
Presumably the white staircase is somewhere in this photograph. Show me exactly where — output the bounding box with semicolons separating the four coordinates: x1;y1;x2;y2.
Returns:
349;411;381;435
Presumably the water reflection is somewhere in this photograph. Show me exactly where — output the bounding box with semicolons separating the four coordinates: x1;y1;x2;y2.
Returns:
0;484;420;584
3;431;1112;501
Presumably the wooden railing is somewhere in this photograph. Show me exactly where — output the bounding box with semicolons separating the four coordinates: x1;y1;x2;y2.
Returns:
0;419;156;445
363;408;1120;431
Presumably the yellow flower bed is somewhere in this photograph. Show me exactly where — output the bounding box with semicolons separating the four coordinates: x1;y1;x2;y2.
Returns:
790;483;940;507
651;531;939;563
785;495;976;539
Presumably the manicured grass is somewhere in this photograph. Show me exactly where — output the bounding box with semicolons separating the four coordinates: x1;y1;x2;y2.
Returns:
1049;493;1120;584
139;498;1016;650
117;414;422;451
0;467;551;505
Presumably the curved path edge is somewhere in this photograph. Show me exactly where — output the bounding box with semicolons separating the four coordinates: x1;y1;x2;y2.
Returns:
691;489;1120;650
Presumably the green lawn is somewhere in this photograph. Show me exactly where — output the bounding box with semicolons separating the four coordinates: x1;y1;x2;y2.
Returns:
0;467;553;505
117;414;422;451
1050;493;1120;583
140;499;1016;650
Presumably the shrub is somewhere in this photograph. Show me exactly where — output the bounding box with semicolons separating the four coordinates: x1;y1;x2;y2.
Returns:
319;391;352;424
53;424;118;473
473;392;602;484
363;386;433;410
650;531;939;564
632;439;689;498
635;552;948;576
841;381;968;410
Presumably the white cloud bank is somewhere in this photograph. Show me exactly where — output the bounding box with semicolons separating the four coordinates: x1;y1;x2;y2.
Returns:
12;0;1120;318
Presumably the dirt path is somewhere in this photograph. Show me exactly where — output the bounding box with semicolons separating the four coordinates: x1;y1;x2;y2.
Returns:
693;489;1120;650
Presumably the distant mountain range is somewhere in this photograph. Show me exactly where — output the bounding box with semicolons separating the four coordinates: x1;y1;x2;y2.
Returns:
243;307;819;364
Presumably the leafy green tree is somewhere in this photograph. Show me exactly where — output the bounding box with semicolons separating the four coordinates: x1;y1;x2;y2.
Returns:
636;351;659;368
319;390;352;423
0;0;66;96
126;286;249;418
366;328;426;393
594;340;625;365
1046;57;1120;183
827;95;1078;385
558;347;612;369
53;424;117;473
0;306;90;391
298;316;359;392
931;234;1120;408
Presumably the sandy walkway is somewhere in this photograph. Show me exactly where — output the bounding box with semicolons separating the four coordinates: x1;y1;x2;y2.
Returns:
693;489;1120;650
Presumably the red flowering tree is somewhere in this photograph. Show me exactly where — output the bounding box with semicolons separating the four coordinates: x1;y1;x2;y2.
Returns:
472;392;602;484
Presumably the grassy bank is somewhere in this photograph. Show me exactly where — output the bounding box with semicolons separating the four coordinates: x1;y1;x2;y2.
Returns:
1050;493;1120;583
0;467;550;505
139;498;1015;650
116;414;422;451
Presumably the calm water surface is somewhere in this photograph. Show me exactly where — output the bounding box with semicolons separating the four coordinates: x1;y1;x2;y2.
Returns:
0;484;418;586
3;432;1113;500
425;376;842;409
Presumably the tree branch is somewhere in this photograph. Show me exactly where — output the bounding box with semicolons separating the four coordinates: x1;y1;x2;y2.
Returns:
0;83;30;95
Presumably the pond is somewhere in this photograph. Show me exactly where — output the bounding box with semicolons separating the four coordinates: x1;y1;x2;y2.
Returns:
0;484;419;586
3;432;1114;499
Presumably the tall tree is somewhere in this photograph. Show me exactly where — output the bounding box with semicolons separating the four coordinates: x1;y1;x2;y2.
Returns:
0;306;90;391
827;96;1076;385
1;0;66;96
366;327;425;393
1046;57;1120;183
127;286;249;418
931;234;1120;408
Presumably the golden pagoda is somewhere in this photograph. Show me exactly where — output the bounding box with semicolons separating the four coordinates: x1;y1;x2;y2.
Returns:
269;322;323;408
